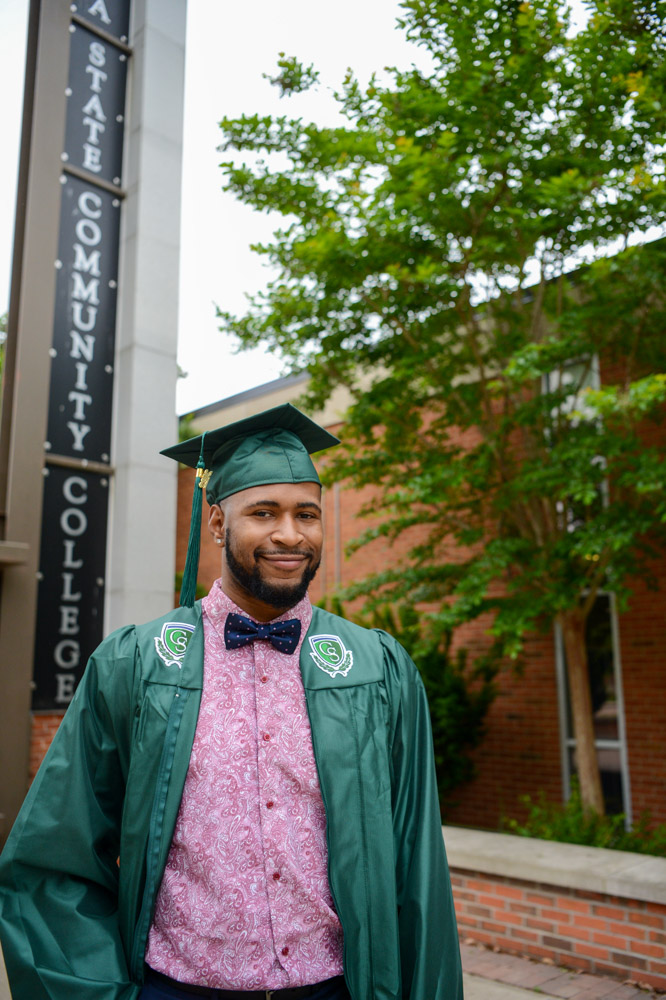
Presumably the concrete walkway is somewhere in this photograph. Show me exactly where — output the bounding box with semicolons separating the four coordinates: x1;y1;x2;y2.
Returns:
1;942;662;999
462;942;664;999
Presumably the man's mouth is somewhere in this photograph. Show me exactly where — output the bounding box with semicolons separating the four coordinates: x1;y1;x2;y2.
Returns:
256;551;310;572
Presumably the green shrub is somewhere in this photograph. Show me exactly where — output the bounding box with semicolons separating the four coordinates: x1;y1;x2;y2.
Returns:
504;779;666;856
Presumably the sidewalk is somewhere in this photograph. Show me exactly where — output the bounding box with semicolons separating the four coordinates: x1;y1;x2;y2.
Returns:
462;941;665;999
1;943;663;999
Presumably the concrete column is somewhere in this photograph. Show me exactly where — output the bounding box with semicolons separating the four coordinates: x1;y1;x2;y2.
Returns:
108;0;187;629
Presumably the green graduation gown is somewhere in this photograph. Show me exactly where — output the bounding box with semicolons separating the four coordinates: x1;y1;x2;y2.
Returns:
0;603;463;1000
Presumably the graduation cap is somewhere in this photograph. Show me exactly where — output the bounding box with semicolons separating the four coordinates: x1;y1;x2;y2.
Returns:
162;403;340;607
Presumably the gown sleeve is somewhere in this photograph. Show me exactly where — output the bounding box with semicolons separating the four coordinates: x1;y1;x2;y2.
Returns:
378;630;464;1000
0;627;142;1000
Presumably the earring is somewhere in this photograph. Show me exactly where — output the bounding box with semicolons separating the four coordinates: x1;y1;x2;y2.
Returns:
216;537;222;545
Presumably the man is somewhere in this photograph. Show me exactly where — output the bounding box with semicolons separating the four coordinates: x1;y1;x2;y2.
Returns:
0;404;463;1000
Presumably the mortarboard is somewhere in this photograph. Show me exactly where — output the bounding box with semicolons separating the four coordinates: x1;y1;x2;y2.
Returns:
162;403;340;607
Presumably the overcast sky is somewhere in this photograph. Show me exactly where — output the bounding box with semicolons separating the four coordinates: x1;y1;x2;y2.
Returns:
0;1;590;416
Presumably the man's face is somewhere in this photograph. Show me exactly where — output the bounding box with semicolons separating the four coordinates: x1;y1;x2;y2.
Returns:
210;481;323;619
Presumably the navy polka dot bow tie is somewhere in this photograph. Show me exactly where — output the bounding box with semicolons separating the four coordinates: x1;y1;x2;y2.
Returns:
224;612;302;655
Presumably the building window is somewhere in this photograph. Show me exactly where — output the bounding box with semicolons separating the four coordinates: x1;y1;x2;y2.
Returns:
555;593;631;819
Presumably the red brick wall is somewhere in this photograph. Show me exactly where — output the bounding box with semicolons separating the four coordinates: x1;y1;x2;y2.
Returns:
452;869;666;990
30;715;63;780
618;577;666;825
445;630;564;828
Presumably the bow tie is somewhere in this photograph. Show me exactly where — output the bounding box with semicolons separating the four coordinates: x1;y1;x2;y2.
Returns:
224;612;302;655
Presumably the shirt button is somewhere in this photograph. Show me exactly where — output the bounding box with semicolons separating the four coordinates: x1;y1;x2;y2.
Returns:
261;675;268;683
282;947;289;956
266;801;274;809
263;733;271;741
272;871;280;880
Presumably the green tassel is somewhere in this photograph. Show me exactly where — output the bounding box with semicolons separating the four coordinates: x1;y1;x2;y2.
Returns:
179;434;208;607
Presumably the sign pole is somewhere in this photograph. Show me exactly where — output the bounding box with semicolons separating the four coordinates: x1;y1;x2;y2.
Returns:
0;0;186;840
0;0;71;840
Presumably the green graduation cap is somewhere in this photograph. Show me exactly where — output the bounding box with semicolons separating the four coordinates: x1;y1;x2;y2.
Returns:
162;403;340;607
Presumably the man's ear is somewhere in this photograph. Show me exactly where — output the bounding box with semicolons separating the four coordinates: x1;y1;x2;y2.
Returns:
208;503;224;543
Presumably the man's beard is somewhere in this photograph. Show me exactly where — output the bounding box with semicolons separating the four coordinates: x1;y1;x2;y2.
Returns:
225;529;321;611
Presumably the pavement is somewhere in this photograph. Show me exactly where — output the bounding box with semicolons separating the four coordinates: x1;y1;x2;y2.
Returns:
461;941;665;999
0;941;663;999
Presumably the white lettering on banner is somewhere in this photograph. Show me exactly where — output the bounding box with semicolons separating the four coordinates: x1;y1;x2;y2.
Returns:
87;1;112;26
59;606;80;635
54;642;80;669
86;65;108;93
53;475;90;703
74;217;101;246
55;674;77;704
69;331;96;363
80;42;107;174
82;116;106;146
82;93;106;123
83;144;103;173
73;245;101;275
63;475;87;504
60;507;87;538
78;190;103;219
61;573;82;602
71;302;98;331
74;362;89;390
67;421;92;452
63;539;83;569
65;186;105;452
68;391;93;422
72;272;100;305
89;40;106;69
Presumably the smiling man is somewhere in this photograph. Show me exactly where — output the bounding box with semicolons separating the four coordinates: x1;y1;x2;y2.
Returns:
0;404;463;1000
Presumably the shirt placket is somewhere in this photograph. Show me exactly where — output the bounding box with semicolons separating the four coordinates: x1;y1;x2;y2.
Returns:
254;640;292;979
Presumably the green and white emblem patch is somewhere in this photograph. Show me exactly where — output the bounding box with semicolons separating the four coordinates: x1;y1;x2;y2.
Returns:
154;622;196;668
308;634;353;678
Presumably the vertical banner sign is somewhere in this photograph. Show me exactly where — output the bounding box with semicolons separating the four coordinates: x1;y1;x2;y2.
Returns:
32;1;131;711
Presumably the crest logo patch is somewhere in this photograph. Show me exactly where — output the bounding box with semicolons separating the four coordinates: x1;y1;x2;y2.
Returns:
154;622;196;668
308;634;353;678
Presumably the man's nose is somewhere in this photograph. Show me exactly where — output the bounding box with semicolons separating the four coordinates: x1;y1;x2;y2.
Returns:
271;516;304;546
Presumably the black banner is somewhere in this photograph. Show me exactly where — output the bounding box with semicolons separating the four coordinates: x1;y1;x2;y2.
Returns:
33;3;131;709
73;0;131;42
33;466;109;710
64;22;128;186
46;174;119;463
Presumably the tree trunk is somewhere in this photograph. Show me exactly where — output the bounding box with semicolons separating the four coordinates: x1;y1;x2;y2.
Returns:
558;608;605;815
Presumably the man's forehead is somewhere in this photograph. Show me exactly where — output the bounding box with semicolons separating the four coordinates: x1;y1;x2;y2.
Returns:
228;481;322;509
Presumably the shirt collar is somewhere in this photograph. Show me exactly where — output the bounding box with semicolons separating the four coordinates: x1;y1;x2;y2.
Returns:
202;578;313;645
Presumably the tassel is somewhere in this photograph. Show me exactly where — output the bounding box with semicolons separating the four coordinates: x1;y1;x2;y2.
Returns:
179;434;209;607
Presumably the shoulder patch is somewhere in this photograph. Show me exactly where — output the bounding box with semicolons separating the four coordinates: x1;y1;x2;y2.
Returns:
309;633;353;678
154;621;196;668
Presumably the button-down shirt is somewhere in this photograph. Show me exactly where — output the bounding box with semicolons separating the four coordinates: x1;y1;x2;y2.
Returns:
145;581;344;989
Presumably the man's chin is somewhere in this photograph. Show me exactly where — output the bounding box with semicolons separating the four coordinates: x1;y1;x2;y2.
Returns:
252;574;312;610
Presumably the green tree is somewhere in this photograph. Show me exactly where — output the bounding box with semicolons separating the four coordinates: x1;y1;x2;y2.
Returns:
217;0;666;814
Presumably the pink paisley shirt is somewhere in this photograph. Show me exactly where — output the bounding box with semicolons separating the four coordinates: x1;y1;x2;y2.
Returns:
145;581;344;989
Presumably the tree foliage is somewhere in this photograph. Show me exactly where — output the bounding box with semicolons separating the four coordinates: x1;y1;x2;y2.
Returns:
217;0;666;812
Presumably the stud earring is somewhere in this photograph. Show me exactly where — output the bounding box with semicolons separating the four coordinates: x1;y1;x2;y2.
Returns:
216;537;223;545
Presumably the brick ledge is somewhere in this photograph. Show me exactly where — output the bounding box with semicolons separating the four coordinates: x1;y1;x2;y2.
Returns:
443;826;666;905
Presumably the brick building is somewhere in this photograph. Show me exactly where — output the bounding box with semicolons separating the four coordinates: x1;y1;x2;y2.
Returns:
28;369;666;832
175;373;666;831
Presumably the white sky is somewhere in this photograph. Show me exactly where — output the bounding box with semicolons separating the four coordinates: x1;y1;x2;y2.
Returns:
0;1;589;416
